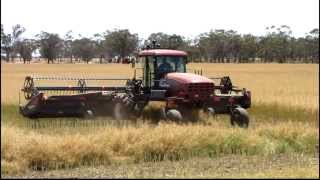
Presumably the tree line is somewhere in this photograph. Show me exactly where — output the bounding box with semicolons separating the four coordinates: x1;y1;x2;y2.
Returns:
1;24;319;64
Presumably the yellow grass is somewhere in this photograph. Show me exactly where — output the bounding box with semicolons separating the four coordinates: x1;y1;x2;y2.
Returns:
1;63;318;110
1;63;319;177
1;63;133;105
2;121;318;174
188;63;319;110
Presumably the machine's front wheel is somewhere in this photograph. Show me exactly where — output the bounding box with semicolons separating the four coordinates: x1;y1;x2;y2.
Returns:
207;107;215;117
83;109;95;119
230;107;249;128
166;109;183;121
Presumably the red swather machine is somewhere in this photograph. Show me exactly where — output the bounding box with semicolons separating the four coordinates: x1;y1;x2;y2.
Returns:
20;41;251;127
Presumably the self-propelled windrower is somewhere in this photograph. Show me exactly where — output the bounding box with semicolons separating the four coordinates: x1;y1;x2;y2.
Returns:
20;41;251;127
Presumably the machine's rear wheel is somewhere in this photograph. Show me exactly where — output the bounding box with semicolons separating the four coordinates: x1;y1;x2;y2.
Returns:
230;107;249;128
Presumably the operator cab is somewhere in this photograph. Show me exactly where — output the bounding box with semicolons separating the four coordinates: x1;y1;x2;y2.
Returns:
137;49;187;89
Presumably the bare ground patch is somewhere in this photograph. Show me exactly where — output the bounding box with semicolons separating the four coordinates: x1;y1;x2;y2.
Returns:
2;153;318;178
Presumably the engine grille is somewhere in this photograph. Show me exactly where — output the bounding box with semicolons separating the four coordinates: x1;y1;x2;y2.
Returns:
187;83;214;99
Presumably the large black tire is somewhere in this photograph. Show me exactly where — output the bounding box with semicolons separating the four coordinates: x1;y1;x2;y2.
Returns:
166;109;183;121
230;107;249;128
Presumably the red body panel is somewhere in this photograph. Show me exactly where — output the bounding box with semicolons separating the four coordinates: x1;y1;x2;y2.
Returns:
138;49;188;56
165;73;213;84
164;73;215;103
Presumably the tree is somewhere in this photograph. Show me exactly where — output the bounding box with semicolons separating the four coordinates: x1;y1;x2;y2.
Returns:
37;32;63;63
93;33;106;63
1;24;4;42
306;28;319;63
0;24;4;60
197;29;229;63
2;24;319;64
168;34;186;50
16;39;38;63
63;30;74;63
11;25;26;61
72;38;96;63
182;38;201;62
1;24;25;62
258;25;293;63
147;32;170;48
146;33;187;50
104;29;139;61
224;30;241;63
239;34;257;63
1;34;12;62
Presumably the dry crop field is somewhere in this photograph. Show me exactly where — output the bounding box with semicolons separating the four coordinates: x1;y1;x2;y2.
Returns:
1;63;319;178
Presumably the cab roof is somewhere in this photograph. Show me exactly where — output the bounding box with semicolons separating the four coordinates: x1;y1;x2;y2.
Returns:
138;49;187;56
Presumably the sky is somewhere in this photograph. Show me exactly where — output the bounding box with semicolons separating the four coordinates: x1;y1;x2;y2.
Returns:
1;0;319;40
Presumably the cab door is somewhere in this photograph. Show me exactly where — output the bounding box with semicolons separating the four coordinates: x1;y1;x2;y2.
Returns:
143;56;155;88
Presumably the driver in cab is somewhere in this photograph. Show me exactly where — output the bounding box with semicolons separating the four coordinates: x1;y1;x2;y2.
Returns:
158;59;173;76
157;59;173;88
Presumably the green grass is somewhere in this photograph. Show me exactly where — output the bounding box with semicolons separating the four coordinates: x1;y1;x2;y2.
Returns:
1;123;318;174
1;102;318;130
249;102;319;124
1;103;319;176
